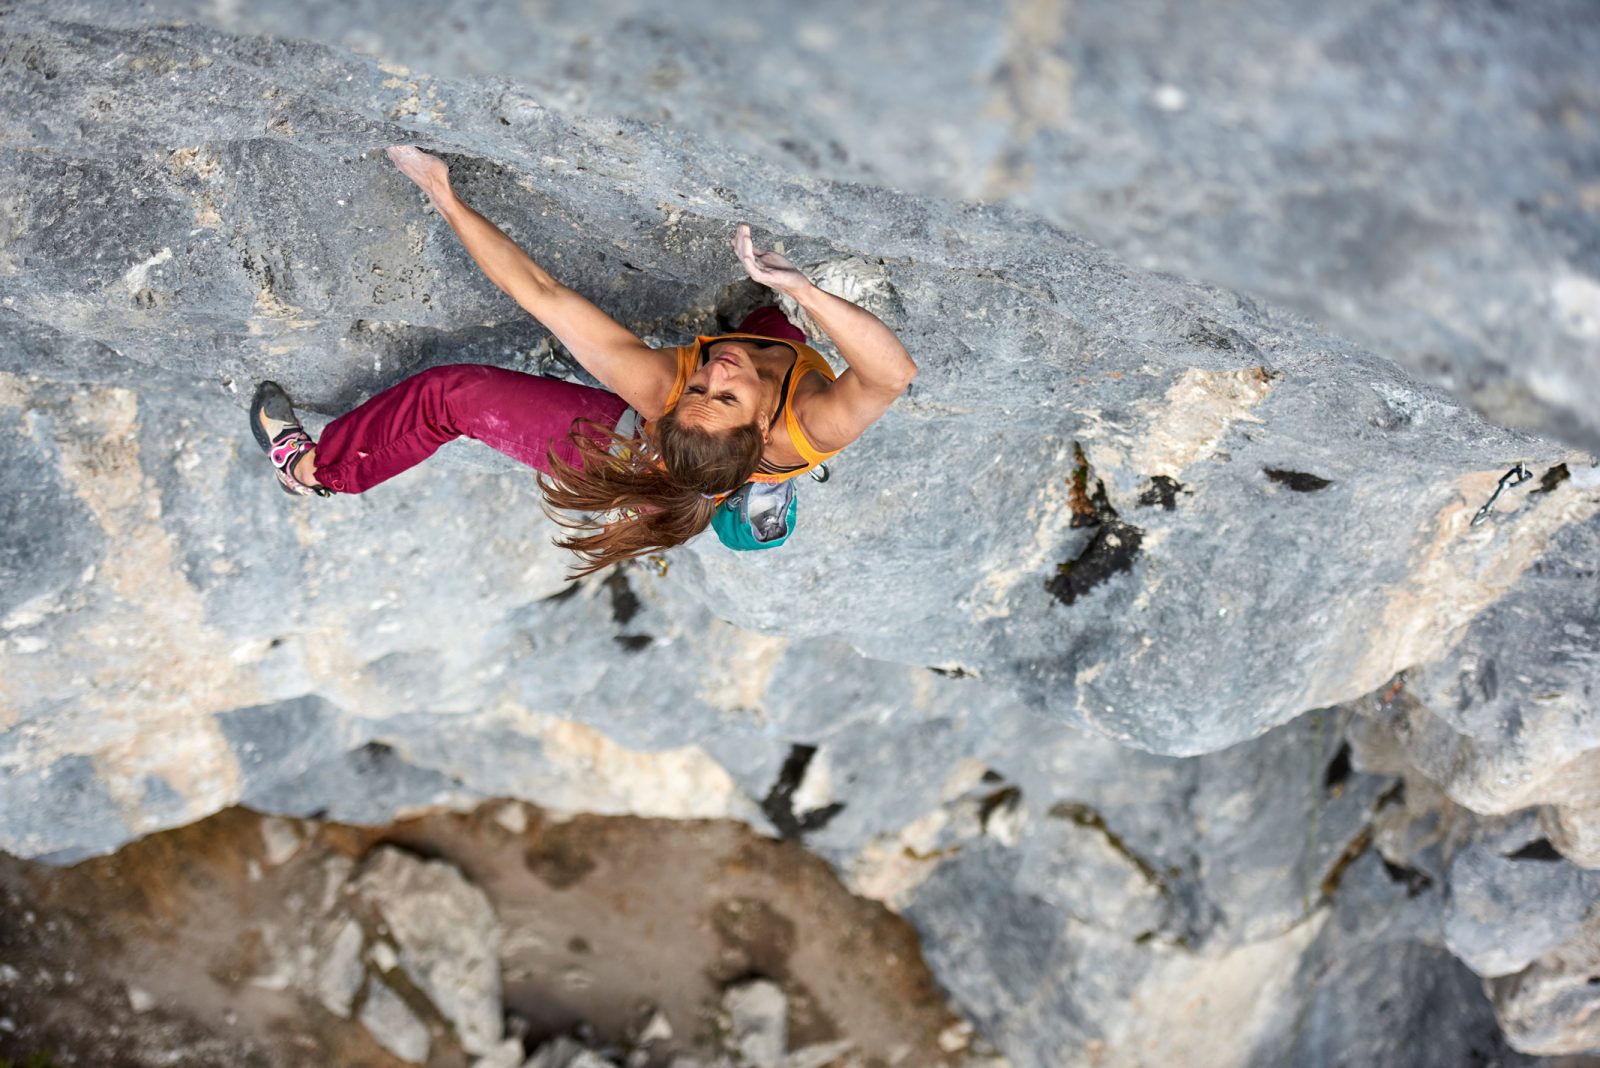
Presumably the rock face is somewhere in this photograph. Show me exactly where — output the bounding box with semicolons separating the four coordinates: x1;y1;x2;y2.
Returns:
2;6;1594;758
1354;504;1600;836
2;4;1599;1066
45;0;1600;452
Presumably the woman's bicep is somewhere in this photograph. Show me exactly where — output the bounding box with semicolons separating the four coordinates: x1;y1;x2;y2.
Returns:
791;370;908;455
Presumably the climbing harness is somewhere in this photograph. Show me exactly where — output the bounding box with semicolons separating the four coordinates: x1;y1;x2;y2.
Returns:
1470;463;1532;526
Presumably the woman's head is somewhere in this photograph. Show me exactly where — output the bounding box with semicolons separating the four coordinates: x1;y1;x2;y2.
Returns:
653;405;766;496
671;339;785;436
538;403;766;577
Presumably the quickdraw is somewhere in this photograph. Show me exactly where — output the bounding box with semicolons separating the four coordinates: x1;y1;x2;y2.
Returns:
1470;463;1533;526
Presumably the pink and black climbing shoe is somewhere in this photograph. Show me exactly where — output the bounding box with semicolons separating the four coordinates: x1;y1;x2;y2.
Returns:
250;381;331;498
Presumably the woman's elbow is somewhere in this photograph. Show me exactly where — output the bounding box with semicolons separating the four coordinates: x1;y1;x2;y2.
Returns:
893;359;918;394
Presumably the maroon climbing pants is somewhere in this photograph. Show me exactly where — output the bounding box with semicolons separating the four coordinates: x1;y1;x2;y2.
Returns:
311;308;805;495
312;365;630;494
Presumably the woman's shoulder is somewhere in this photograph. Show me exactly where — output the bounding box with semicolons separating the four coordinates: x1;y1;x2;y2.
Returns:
790;343;837;382
655;341;707;415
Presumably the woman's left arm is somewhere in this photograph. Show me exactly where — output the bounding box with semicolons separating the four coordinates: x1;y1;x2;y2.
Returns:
734;226;916;452
388;146;679;417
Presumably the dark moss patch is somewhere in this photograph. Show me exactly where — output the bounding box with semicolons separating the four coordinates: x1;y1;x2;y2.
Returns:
1533;463;1570;494
541;582;582;604
1323;743;1353;795
1047;519;1143;607
1136;475;1188;510
354;740;394;764
612;634;654;653
761;745;844;840
603;570;643;625
929;666;974;679
1380;858;1435;898
1264;468;1333;492
1048;801;1169;896
1049;443;1145;607
1319;827;1373;900
1506;838;1563;862
977;786;1021;834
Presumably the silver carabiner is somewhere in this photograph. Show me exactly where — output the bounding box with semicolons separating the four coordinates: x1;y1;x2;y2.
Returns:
1470;463;1533;526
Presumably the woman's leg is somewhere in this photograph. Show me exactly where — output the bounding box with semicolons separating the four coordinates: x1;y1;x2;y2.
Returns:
310;364;630;494
735;306;806;343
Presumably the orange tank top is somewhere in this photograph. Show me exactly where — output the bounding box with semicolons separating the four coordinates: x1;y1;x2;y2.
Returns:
662;334;843;485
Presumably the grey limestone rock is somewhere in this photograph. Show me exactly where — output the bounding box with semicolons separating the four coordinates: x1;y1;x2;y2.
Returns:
0;754;127;864
54;0;1600;452
1361;507;1600;837
358;975;433;1064
1551;808;1600;871
0;7;1596;759
523;1036;617;1068
2;4;1600;1065
245;842;508;1058
315;915;367;1019
476;1039;530;1068
352;845;505;1056
722;978;787;1068
1353;738;1600;1054
1491;904;1600;1057
1442;818;1600;980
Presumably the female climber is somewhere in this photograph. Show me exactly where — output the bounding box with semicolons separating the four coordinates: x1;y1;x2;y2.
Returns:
250;146;915;574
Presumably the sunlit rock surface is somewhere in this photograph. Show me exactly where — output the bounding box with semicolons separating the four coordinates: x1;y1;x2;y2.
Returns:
2;5;1599;1065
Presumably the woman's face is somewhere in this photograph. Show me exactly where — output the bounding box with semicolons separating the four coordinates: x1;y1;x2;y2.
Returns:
674;340;784;434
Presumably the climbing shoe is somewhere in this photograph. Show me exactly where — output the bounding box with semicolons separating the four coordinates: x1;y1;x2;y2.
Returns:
250;381;330;498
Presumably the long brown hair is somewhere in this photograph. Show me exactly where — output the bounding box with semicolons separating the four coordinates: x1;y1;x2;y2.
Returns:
539;406;765;576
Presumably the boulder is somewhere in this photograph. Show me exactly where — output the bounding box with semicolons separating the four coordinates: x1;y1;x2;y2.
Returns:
359;976;432;1063
723;978;787;1068
1490;904;1600;1056
352;845;505;1056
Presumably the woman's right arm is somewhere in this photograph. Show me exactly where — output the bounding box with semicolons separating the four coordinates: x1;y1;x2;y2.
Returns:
387;147;679;418
733;225;917;453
